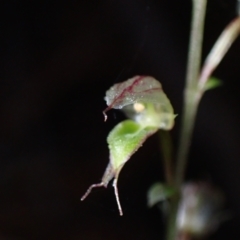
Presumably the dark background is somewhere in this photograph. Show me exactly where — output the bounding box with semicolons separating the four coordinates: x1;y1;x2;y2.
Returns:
1;0;240;239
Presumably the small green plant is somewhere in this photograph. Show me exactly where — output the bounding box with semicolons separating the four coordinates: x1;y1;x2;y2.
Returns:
81;76;176;216
81;1;240;239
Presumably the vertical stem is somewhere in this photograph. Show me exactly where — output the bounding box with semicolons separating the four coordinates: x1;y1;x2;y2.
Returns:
175;0;207;187
185;0;207;91
166;193;180;240
175;93;199;186
166;1;207;240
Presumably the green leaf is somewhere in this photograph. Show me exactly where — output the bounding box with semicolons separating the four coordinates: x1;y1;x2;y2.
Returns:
147;182;175;207
81;120;158;216
107;120;157;170
204;77;223;91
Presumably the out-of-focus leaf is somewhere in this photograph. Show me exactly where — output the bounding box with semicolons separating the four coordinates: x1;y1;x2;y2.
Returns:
81;120;158;216
103;76;176;130
204;77;222;91
147;182;175;207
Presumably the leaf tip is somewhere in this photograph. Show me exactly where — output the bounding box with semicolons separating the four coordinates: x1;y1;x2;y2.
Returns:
81;182;105;201
112;178;123;216
204;77;223;92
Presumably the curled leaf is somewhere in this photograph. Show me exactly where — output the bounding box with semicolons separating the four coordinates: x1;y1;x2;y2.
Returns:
103;76;175;130
81;120;158;215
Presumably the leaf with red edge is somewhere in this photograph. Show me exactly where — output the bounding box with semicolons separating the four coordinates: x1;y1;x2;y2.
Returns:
103;76;176;130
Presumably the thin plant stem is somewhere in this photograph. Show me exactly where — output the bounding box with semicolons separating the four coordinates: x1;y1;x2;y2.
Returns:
164;1;240;239
175;93;200;187
175;0;207;187
166;193;180;240
198;16;240;92
166;1;207;240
